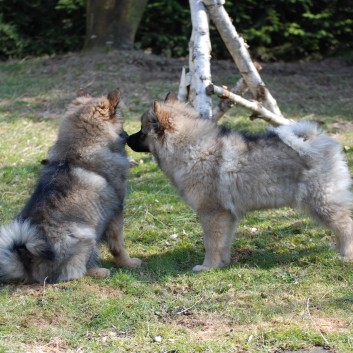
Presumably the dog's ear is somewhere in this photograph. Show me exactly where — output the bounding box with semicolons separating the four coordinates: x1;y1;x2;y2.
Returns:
153;101;174;132
107;89;120;109
77;88;91;98
164;92;178;103
69;89;92;108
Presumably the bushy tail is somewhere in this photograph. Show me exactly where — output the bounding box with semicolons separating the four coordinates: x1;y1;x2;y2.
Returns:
0;220;54;283
273;121;352;205
272;121;339;159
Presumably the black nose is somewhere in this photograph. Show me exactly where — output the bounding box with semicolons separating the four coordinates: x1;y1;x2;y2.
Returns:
126;131;150;153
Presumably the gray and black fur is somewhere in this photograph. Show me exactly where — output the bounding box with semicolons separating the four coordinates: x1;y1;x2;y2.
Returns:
0;89;141;284
127;93;353;271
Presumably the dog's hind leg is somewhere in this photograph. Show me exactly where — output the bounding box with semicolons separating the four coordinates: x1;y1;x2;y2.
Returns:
304;201;353;261
106;212;142;268
193;210;237;272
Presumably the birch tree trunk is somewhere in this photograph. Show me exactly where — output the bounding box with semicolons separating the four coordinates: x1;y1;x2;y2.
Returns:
187;0;213;119
202;0;283;117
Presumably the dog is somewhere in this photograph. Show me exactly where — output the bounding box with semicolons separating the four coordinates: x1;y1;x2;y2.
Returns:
0;89;141;284
127;92;353;272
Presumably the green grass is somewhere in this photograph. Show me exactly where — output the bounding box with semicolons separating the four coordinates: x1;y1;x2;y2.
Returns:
0;52;353;353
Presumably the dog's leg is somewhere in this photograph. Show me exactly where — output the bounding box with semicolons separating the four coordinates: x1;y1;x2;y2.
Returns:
50;238;102;283
106;212;142;268
86;267;111;278
306;203;353;261
193;210;237;272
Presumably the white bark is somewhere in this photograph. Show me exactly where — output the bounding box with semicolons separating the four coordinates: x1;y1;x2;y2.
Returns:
177;66;189;102
203;0;283;117
207;84;292;126
212;62;262;121
211;78;248;121
188;0;213;119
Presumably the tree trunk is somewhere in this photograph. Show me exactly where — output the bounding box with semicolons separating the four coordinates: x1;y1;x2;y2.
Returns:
84;0;148;50
187;0;213;119
203;0;283;117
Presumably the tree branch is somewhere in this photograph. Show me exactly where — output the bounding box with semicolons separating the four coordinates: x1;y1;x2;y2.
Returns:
203;0;283;117
212;62;262;121
207;84;292;126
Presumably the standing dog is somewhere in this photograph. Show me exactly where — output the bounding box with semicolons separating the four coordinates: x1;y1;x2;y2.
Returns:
127;93;353;271
0;89;141;283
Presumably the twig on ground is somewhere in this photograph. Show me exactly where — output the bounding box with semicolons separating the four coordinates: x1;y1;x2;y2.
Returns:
306;298;330;347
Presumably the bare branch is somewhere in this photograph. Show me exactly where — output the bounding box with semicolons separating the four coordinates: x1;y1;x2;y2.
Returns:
203;0;283;117
212;62;262;121
207;84;292;126
177;66;190;102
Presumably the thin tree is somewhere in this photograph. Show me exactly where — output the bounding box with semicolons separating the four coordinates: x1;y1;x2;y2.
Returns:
178;0;292;126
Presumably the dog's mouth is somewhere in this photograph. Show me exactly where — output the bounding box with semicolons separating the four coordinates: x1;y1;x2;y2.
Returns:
126;131;150;153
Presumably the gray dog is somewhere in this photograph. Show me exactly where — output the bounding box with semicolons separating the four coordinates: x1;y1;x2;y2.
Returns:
127;93;353;271
0;89;141;283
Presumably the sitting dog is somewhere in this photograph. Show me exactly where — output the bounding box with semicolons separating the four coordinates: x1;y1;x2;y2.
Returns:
127;93;353;271
0;89;141;283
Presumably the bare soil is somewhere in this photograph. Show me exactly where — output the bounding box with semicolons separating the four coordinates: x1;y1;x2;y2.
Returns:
32;49;353;127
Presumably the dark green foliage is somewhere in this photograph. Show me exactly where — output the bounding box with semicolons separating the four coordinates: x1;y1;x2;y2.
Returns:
0;0;352;61
137;0;353;61
227;0;353;61
0;0;85;60
135;0;191;57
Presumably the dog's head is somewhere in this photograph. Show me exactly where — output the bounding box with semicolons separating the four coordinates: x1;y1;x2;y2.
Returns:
66;88;123;131
127;92;179;153
50;88;127;161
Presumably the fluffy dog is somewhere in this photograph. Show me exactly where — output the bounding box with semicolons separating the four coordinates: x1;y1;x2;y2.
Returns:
0;89;141;283
127;93;353;271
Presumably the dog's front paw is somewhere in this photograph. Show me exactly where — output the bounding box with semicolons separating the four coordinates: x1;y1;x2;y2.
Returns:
127;257;142;268
192;264;211;272
116;257;142;269
338;254;353;262
86;268;111;278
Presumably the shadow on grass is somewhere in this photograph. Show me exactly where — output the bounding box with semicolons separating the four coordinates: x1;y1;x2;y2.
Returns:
114;235;332;284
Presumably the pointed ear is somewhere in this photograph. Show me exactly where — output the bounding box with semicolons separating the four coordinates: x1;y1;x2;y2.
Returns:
153;101;174;131
107;88;121;109
77;88;91;98
164;92;178;103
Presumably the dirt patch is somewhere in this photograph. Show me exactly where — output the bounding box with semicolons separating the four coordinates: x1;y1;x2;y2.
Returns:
173;312;233;340
12;49;353;124
282;348;334;353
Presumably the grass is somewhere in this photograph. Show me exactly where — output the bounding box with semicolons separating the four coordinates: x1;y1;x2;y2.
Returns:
0;51;353;353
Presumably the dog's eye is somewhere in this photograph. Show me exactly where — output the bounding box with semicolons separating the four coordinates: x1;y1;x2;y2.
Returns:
140;131;147;138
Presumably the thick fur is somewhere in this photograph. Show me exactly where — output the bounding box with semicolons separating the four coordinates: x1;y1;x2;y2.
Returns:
127;95;353;271
0;89;141;284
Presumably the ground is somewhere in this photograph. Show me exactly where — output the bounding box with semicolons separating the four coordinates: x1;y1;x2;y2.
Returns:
1;49;352;353
17;49;353;124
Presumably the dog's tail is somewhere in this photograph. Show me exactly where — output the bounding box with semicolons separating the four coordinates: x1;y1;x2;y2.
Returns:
272;121;336;159
273;121;352;205
0;220;54;283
